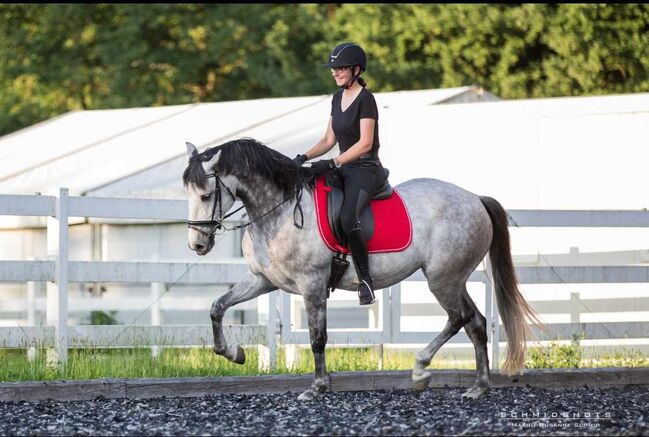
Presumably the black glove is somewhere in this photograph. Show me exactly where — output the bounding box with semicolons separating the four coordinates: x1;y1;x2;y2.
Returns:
292;154;308;167
310;159;335;176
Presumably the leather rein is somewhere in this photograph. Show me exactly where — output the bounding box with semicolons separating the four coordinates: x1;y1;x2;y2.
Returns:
186;172;305;238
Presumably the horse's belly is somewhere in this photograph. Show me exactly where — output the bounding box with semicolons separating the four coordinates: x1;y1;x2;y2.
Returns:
333;251;421;291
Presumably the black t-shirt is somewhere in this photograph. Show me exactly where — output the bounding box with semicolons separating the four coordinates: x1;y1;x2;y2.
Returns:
330;87;380;160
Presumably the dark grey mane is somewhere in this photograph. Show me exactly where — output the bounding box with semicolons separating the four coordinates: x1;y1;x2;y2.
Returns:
182;138;314;195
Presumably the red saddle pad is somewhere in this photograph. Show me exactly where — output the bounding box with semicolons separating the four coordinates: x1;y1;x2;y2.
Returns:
313;175;413;254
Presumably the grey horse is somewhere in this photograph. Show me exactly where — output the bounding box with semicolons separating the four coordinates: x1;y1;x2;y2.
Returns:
184;138;541;401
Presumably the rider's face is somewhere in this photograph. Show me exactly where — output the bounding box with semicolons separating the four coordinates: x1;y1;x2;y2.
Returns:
331;66;353;87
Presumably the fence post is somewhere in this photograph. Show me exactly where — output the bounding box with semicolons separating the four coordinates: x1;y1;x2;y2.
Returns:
257;291;278;372
485;261;500;371
377;286;391;370
267;291;278;371
151;282;164;358
484;277;492;369
26;280;37;361
280;290;298;370
390;283;401;344
46;188;69;367
368;297;382;367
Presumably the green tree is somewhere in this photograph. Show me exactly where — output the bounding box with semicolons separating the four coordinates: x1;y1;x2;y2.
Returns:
1;4;648;136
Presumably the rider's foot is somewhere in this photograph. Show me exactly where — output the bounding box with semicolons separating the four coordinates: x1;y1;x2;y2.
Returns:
358;279;376;305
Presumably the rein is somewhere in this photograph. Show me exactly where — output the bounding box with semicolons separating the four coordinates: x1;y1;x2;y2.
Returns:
187;172;306;237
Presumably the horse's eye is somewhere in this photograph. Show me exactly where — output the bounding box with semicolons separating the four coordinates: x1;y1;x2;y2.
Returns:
201;193;212;202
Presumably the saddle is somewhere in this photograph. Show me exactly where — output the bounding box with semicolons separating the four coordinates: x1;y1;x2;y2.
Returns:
326;168;394;246
312;169;413;295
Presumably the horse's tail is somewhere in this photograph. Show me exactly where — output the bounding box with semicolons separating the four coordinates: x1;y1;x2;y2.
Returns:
480;196;543;376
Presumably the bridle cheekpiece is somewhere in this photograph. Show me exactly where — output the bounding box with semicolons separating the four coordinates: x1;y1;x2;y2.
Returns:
186;172;244;237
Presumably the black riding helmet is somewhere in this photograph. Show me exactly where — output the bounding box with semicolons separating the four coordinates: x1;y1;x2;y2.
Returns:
324;43;367;89
324;42;367;72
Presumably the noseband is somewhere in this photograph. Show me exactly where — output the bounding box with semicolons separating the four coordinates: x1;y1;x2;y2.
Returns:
186;172;244;237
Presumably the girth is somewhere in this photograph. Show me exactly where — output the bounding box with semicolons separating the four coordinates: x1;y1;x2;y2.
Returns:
326;167;392;246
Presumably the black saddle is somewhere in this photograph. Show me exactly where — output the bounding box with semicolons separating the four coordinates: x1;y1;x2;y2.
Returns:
326;167;393;246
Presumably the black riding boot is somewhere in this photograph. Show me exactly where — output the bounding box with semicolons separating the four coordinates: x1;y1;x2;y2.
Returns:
347;228;376;305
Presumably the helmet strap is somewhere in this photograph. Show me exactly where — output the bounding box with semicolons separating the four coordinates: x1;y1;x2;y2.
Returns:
341;66;359;90
342;76;357;90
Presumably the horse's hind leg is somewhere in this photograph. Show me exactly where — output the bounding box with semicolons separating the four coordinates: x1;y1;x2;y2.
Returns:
461;290;490;399
412;281;473;391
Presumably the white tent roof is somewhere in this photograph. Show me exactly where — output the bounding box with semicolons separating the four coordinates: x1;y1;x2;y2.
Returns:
3;86;649;224
0;86;491;199
90;90;649;212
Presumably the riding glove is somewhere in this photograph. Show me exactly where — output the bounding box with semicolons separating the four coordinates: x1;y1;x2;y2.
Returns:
310;159;335;176
292;154;308;167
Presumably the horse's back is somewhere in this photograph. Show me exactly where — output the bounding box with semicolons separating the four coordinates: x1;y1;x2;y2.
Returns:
393;177;493;279
395;177;487;220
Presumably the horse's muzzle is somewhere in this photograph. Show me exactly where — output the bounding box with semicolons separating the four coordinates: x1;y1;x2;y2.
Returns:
190;235;215;256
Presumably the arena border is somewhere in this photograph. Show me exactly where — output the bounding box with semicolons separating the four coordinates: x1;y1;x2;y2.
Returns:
1;367;647;402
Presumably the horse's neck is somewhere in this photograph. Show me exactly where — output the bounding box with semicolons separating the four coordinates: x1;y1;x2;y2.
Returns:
238;178;308;235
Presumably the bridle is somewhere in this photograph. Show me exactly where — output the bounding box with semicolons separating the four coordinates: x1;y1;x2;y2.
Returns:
186;172;306;238
186;172;244;237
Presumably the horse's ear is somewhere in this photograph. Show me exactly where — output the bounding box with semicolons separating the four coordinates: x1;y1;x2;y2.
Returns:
186;142;198;158
205;150;221;170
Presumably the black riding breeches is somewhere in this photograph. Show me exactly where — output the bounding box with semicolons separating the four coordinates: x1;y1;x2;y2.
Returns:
337;163;385;284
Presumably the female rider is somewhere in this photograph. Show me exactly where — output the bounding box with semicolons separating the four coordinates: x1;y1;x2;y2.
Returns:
293;42;386;306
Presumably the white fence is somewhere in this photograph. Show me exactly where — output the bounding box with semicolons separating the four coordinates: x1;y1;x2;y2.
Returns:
1;189;649;371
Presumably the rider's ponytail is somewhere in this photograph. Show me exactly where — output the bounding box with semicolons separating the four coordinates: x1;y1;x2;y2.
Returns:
357;76;367;87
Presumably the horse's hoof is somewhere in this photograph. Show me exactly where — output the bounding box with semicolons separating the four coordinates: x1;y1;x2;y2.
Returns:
231;345;245;364
461;385;488;399
412;371;432;392
298;389;317;401
220;344;245;364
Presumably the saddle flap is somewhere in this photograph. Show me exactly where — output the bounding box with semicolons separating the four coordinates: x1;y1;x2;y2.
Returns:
327;182;374;244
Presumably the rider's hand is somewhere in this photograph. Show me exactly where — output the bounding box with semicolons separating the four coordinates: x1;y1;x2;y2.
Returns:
310;159;334;176
292;154;308;168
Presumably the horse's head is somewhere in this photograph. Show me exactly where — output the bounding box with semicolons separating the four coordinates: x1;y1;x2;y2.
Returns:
183;142;239;256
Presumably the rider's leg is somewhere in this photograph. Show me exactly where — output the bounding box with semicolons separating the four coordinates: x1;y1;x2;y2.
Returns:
347;220;375;305
339;167;381;305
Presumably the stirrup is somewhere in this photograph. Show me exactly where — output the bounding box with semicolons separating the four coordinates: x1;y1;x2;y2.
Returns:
358;279;376;305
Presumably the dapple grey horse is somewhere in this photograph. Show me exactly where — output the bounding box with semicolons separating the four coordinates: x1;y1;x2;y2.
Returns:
183;138;541;401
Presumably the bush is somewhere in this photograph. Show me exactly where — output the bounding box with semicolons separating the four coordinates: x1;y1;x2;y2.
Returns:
87;310;119;325
526;334;583;369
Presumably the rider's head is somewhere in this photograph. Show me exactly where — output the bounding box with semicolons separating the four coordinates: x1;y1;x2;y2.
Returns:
324;42;367;90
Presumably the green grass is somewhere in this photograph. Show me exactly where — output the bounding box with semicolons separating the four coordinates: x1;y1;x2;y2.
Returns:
0;346;475;383
1;342;647;383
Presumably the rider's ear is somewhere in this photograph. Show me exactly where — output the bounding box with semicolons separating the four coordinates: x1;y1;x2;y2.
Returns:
186;142;198;158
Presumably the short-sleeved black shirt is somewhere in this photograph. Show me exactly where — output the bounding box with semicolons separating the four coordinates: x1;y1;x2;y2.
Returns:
330;87;380;160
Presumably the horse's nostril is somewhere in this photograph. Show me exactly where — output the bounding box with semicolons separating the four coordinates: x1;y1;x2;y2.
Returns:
195;244;205;253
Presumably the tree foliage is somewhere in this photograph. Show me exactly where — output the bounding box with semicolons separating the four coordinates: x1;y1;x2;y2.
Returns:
1;4;647;135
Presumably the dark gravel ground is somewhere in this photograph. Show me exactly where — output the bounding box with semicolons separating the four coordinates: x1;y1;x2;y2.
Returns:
1;385;648;436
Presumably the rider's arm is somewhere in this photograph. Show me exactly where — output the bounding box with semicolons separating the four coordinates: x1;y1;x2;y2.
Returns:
334;118;374;165
303;117;337;159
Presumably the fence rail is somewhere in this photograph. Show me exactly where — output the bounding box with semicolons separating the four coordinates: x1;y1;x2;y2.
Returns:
1;189;649;371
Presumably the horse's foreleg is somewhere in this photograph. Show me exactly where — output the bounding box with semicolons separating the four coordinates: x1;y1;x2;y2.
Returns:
210;272;276;364
297;290;329;401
